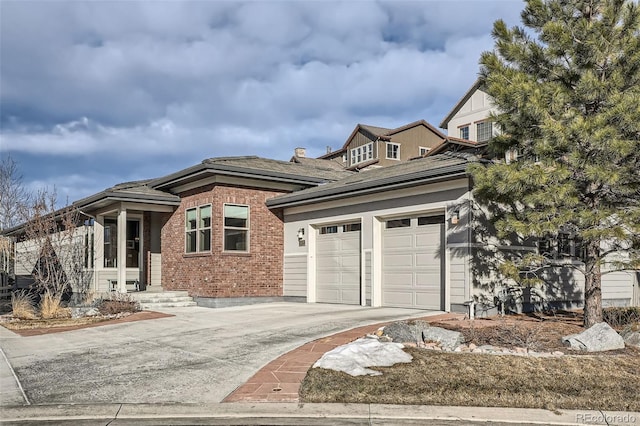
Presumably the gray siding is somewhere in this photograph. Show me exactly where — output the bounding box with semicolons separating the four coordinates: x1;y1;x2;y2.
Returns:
283;254;307;297
450;248;468;304
602;271;634;306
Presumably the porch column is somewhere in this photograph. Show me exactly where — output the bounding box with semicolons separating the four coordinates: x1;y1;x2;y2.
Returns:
117;205;127;293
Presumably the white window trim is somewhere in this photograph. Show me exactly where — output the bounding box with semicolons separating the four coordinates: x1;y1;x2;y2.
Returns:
350;142;374;166
386;142;400;160
419;146;430;156
476;121;493;143
185;204;212;254
223;203;250;253
459;125;470;140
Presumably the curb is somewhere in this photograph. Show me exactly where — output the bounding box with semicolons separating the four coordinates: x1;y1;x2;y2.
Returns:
1;403;639;425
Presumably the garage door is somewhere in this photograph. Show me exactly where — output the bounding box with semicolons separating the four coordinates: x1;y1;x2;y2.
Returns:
316;223;361;304
382;215;444;309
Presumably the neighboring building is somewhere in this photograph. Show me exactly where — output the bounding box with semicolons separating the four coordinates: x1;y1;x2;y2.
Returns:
319;120;447;170
439;80;497;143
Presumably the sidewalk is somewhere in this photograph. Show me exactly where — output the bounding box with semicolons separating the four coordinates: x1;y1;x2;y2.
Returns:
224;312;461;402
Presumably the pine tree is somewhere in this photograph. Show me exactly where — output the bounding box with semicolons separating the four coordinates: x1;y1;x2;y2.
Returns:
468;0;640;327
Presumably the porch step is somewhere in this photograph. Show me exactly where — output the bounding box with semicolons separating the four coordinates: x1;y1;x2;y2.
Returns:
128;291;197;309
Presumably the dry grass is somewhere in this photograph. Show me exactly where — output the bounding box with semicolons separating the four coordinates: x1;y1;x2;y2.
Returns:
39;291;70;319
11;291;37;320
301;347;640;411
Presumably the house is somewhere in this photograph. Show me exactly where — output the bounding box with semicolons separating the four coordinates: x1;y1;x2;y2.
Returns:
8;156;352;304
439;79;497;143
319;120;447;170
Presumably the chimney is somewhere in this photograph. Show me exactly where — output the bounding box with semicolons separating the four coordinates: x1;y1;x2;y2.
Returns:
294;147;306;158
326;146;332;154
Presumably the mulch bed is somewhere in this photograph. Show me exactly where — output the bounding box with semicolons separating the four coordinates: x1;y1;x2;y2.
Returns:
2;311;174;337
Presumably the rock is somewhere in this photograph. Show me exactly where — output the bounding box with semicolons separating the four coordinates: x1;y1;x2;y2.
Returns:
421;327;465;351
313;337;412;376
620;327;640;348
468;343;477;350
552;351;564;356
562;322;625;352
70;307;101;319
383;320;430;344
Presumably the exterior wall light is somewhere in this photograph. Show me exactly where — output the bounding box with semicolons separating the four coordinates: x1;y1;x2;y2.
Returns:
451;209;460;225
297;228;305;240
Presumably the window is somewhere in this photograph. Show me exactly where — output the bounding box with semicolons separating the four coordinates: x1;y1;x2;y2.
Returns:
476;121;493;142
350;143;374;166
418;216;444;226
419;147;430;156
459;126;469;140
320;225;338;234
343;223;361;232
224;204;248;252
505;148;519;164
186;205;211;253
386;218;411;228
386;142;400;160
104;218;117;267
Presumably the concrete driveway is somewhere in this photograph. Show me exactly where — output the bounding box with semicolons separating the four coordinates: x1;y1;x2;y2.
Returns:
0;303;434;406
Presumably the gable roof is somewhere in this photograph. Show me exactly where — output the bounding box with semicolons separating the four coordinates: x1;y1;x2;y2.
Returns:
151;156;353;191
439;79;483;129
266;153;477;209
426;137;488;157
320;119;446;159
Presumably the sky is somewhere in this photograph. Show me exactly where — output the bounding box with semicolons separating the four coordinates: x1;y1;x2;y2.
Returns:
0;0;524;206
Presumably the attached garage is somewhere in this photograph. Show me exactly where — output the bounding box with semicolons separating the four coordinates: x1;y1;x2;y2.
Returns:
382;215;445;309
315;222;361;304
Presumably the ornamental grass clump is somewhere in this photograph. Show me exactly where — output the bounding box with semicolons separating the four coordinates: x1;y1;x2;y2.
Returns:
11;290;37;320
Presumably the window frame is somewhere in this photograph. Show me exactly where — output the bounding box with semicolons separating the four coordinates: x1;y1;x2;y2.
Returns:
459;125;470;140
419;146;430;156
476;121;493;142
223;203;250;253
350;142;374;166
185;204;212;254
386;142;400;160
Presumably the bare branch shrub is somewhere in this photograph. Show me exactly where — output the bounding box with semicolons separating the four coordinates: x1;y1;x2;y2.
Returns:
97;292;140;315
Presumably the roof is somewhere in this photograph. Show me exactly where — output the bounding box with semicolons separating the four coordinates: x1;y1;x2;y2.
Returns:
151;156;353;190
290;155;346;170
439;79;483;129
426;137;488;157
73;180;182;211
266;153;477;209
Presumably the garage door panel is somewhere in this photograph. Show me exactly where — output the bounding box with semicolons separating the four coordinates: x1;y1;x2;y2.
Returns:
415;252;440;267
382;216;444;310
384;234;414;249
316;224;361;305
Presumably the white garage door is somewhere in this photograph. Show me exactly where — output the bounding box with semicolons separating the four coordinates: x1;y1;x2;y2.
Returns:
316;223;361;304
382;215;444;309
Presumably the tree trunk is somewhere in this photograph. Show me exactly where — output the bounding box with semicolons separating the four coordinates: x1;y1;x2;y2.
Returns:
584;240;603;328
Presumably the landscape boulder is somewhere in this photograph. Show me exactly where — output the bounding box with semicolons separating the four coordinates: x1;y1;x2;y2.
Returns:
313;337;412;376
620;326;640;348
383;320;431;344
422;327;465;351
562;322;625;352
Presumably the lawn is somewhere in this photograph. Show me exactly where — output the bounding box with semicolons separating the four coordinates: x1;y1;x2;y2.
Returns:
301;347;640;411
301;312;640;411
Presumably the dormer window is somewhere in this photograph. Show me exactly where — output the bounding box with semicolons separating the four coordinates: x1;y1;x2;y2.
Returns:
350;142;373;166
386;142;400;160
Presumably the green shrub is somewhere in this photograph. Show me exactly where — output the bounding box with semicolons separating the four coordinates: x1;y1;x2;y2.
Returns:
603;307;640;328
97;293;140;315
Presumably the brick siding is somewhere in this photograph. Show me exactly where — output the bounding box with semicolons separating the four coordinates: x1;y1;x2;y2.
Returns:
161;184;286;298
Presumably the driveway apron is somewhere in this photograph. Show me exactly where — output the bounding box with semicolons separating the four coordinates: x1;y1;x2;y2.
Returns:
0;302;434;405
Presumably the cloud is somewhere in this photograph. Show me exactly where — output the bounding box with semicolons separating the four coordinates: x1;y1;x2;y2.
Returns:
1;0;525;205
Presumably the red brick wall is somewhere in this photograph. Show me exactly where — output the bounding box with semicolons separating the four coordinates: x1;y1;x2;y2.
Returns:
161;184;286;298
